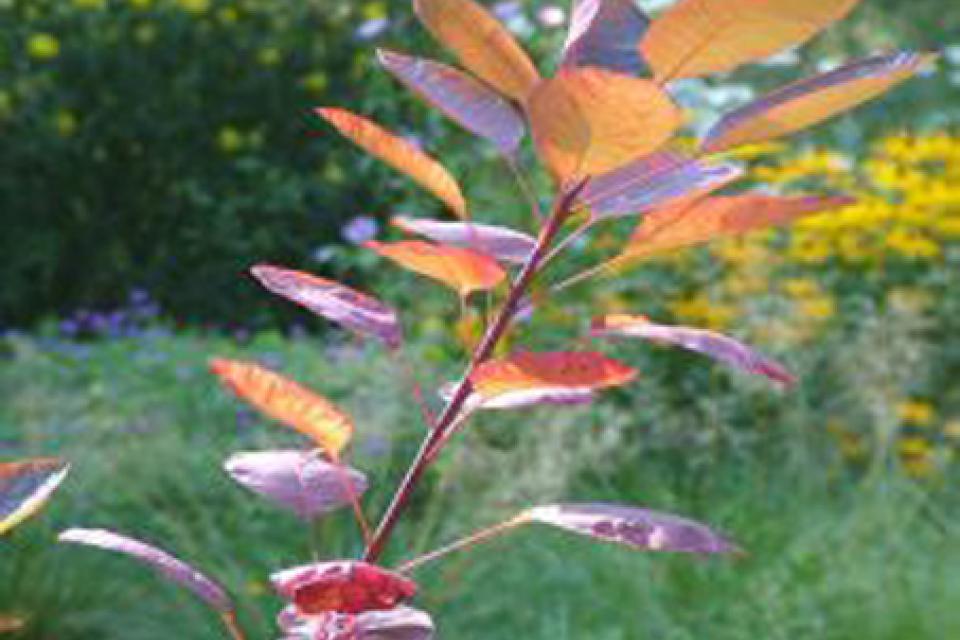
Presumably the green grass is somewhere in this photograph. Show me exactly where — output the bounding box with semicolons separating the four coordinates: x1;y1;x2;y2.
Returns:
1;330;957;639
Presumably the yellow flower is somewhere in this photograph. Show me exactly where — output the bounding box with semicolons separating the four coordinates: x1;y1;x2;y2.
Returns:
897;400;935;427
27;33;61;61
781;278;819;299
55;109;78;137
176;0;210;15
797;296;835;322
217;126;244;154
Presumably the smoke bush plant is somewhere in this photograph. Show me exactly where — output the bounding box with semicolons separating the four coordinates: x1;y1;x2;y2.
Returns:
25;0;935;637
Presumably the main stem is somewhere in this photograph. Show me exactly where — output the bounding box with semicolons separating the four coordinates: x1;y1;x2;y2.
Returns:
362;180;588;563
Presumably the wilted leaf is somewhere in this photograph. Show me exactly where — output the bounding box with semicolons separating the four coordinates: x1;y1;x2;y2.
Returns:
592;314;795;386
210;359;353;459
615;193;855;263
582;150;742;219
224;450;368;520
251;264;402;349
526;503;738;554
414;0;540;101
273;562;417;616
642;0;861;81
470;352;637;403
365;241;506;298
702;52;936;153
0;458;69;536
0;615;25;633
378;50;525;155
279;606;434;640
561;0;650;75
391;217;536;264
527;68;681;181
58;528;232;611
316;108;467;219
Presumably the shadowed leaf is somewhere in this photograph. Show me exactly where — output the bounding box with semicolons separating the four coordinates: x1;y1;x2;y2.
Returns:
316;108;467;219
378;50;525;155
251;264;402;349
527;68;681;181
592;314;795;386
0;458;69;536
414;0;540;101
642;0;861;81
278;606;434;640
391;217;536;264
58;529;232;611
273;562;417;616
526;503;739;554
702;52;937;153
210;359;353;458
224;450;368;520
561;0;650;75
365;240;506;298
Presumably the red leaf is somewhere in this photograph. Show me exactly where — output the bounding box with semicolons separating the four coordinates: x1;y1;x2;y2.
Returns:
272;562;417;616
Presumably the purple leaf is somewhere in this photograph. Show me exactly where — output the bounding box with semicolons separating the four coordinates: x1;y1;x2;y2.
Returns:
58;528;232;611
0;458;69;535
561;0;650;75
224;450;368;520
591;315;796;386
391;217;536;264
581;150;742;218
526;503;739;554
378;49;525;155
251;264;402;349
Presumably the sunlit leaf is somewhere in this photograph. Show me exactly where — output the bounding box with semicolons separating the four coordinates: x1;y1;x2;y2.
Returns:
615;193;855;264
642;0;861;81
413;0;540;101
526;503;739;554
702;52;936;153
272;562;417;615
391;217;536;264
278;606;435;640
527;68;681;181
365;240;506;298
316;108;467;219
378;50;525;155
592;314;795;386
251;264;402;349
470;352;637;403
582;150;742;219
210;359;353;459
0;615;25;633
0;458;69;536
224;450;368;520
439;380;595;412
58;528;232;611
561;0;650;75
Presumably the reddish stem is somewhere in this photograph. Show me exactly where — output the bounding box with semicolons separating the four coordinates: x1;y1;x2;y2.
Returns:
362;180;588;564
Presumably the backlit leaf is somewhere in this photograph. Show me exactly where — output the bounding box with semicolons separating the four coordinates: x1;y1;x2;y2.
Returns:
224;450;368;520
582;150;742;219
439;380;595;412
278;606;435;640
365;241;506;298
592;314;795;386
391;217;536;264
58;529;232;611
210;359;353;458
251;264;402;349
702;52;936;153
0;458;69;536
413;0;540;102
316;108;467;219
526;503;739;554
378;50;525;155
272;562;417;615
470;352;637;402
561;0;650;75
642;0;861;81
527;68;681;181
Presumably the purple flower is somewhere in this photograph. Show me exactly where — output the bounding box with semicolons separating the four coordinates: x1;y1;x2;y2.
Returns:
342;216;379;246
355;17;389;41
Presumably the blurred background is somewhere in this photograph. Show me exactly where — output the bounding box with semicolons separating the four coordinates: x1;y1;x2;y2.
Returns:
2;0;959;638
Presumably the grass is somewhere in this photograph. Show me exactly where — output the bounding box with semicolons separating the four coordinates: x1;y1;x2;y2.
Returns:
1;328;957;639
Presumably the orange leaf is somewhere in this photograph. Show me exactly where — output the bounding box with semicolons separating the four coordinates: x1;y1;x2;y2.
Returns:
614;194;854;265
414;0;540;102
527;68;681;181
365;240;506;298
470;351;637;401
702;52;935;153
316;108;467;219
210;359;353;458
642;0;861;81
